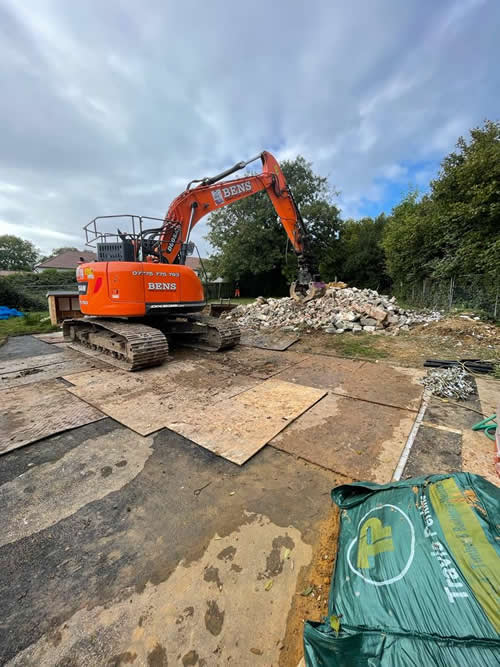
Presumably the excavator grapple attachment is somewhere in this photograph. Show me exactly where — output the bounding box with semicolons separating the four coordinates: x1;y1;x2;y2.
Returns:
290;280;326;304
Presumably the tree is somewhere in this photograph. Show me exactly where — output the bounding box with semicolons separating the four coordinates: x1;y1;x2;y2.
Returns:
51;246;79;255
0;235;39;271
206;156;342;295
382;191;437;284
338;214;391;289
429;119;500;280
383;119;500;285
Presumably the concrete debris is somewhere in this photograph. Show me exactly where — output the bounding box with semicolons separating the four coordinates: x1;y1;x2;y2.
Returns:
421;367;476;400
226;287;441;335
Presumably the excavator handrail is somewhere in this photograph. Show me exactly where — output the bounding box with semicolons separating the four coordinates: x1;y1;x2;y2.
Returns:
83;214;183;248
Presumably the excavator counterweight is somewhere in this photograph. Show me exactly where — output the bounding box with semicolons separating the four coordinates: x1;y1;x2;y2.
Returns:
65;151;325;369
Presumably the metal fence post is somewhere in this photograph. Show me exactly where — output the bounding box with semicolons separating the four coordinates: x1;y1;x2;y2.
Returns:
494;288;499;319
448;277;454;310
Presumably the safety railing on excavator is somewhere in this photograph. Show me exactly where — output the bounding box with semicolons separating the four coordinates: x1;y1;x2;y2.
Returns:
83;214;187;264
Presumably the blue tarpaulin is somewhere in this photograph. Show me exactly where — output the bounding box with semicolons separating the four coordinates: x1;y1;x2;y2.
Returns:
0;306;24;320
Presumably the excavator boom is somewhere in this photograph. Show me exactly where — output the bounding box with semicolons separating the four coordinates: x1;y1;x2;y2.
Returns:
159;151;324;301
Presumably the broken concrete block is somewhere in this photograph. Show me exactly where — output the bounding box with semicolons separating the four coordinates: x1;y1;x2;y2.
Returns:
364;305;387;322
363;325;376;332
360;317;377;327
352;324;362;332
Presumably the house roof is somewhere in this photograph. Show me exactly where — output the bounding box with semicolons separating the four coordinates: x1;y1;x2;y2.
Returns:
37;251;206;271
37;250;96;270
185;256;202;270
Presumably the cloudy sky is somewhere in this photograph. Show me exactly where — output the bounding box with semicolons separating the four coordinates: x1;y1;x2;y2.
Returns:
0;0;498;256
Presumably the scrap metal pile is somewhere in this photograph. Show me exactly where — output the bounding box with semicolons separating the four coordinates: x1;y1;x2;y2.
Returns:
421;366;476;399
225;287;441;334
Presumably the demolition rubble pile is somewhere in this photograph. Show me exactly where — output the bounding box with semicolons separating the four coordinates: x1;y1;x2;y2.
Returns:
226;287;441;334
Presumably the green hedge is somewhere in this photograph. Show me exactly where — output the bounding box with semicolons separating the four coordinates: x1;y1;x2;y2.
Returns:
0;270;77;310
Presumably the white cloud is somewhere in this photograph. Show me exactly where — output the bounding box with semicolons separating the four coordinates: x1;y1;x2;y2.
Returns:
0;0;497;255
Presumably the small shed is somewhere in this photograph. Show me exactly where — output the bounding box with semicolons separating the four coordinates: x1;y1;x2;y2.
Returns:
46;291;81;326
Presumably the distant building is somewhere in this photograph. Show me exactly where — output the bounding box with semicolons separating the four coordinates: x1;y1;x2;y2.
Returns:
35;251;215;278
36;250;97;272
185;256;208;278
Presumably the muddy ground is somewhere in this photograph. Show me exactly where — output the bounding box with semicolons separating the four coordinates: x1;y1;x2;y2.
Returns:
0;317;498;666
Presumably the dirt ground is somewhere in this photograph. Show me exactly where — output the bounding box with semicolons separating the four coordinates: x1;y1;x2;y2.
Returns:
279;507;341;667
294;315;500;367
0;318;498;666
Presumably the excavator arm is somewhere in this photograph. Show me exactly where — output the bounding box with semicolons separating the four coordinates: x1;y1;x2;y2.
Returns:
159;151;325;302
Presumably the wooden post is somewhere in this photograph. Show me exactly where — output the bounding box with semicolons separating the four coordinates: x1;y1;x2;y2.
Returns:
48;295;58;326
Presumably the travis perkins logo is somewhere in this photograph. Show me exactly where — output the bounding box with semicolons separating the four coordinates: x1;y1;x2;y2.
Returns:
212;180;252;205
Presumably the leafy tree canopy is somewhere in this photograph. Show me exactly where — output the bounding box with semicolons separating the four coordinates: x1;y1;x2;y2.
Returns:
51;246;80;255
0;235;39;271
383;119;500;284
338;214;390;290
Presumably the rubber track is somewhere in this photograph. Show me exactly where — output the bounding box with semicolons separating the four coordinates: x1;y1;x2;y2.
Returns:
182;315;241;351
63;318;169;371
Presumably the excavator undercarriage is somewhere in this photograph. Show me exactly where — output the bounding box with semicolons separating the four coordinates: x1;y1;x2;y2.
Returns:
63;315;241;371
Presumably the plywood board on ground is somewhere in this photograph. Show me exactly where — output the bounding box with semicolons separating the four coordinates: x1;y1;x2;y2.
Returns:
475;377;499;417
0;352;65;375
0;335;63;361
197;346;309;380
239;331;300;351
403;424;462;478
0;350;108;389
33;332;64;344
270;393;416;482
0;380;105;455
462;430;498;486
64;367;176;435
64;361;260;436
274;355;423;412
460;380;499;486
166;379;326;465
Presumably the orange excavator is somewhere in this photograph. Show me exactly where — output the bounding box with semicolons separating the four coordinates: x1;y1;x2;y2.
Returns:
64;151;325;370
